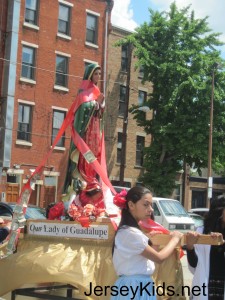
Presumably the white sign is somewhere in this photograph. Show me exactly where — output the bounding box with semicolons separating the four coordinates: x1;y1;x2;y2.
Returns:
27;221;109;240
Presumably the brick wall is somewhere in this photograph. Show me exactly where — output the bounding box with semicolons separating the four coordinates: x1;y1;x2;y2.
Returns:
105;25;153;187
1;0;111;205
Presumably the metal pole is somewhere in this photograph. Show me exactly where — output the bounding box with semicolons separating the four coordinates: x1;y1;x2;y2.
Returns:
206;65;217;208
119;44;132;186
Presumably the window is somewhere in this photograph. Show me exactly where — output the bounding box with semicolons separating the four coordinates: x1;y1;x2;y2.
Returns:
138;65;144;78
174;184;182;202
52;110;66;147
153;203;161;216
17;104;32;142
21;46;36;80
138;90;147;119
25;0;38;25
136;136;145;166
121;45;128;72
58;4;70;36
117;132;123;164
138;90;147;105
55;55;68;87
86;14;98;44
119;85;126;116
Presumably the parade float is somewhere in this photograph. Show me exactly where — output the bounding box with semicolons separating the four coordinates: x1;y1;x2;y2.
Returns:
0;65;223;300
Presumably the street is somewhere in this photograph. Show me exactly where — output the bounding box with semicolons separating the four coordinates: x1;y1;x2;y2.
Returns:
181;251;193;299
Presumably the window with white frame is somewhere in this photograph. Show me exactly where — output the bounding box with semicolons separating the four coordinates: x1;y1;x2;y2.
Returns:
138;90;147;119
121;45;128;72
17;104;32;142
58;3;71;36
55;55;68;87
25;0;38;25
52;110;66;147
86;13;98;44
119;85;126;117
21;46;36;80
136;135;145;166
175;184;182;202
117;132;123;164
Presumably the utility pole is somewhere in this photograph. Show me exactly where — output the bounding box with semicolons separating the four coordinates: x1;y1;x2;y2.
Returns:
206;63;219;208
119;43;133;186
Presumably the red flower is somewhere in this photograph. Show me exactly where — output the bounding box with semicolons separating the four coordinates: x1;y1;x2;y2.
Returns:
113;190;127;209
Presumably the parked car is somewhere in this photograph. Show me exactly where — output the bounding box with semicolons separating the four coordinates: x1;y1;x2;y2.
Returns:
188;208;209;218
188;212;204;230
7;203;46;220
152;197;195;232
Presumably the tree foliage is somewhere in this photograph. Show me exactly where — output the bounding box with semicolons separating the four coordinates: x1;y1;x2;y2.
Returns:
121;3;225;196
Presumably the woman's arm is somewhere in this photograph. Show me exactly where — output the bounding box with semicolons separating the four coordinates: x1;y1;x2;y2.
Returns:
186;248;198;268
141;231;183;264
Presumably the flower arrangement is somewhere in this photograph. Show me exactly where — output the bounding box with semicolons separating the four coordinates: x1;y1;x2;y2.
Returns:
68;203;105;227
113;189;128;209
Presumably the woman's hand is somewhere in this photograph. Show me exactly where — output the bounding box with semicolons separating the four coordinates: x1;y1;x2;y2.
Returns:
186;231;200;250
170;231;183;243
96;93;105;104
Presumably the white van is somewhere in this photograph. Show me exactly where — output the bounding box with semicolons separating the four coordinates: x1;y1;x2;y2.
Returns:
112;186;195;232
153;197;195;232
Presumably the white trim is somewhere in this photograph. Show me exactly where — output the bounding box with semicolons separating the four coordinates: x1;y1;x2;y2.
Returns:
52;146;66;151
23;22;39;31
117;128;123;133
83;58;98;64
136;132;146;137
44;171;60;176
86;9;100;17
56;33;72;40
7;169;24;175
16;140;32;146
18;99;35;106
23;179;43;185
21;41;39;48
53;85;69;92
138;86;148;92
55;50;71;57
58;0;74;7
52;106;68;112
19;78;36;85
85;42;99;49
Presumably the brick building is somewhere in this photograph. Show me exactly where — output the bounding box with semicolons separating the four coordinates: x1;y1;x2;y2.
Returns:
105;25;152;188
0;0;113;207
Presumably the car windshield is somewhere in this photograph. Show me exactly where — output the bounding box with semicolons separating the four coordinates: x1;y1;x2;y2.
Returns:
159;200;189;217
8;204;46;219
189;214;204;228
25;207;46;219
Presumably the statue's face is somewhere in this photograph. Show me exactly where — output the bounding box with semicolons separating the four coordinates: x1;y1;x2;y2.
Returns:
91;69;101;85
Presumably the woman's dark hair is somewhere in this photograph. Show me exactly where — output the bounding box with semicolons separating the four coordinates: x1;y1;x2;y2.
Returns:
118;186;152;230
112;186;152;255
203;195;225;236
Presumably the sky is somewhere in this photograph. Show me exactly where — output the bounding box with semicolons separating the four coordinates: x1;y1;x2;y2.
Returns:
111;0;225;59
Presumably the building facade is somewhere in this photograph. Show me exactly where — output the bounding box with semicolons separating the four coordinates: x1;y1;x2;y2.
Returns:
0;0;113;207
105;25;152;188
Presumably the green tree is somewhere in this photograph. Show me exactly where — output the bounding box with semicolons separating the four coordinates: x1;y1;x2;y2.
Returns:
121;2;225;196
